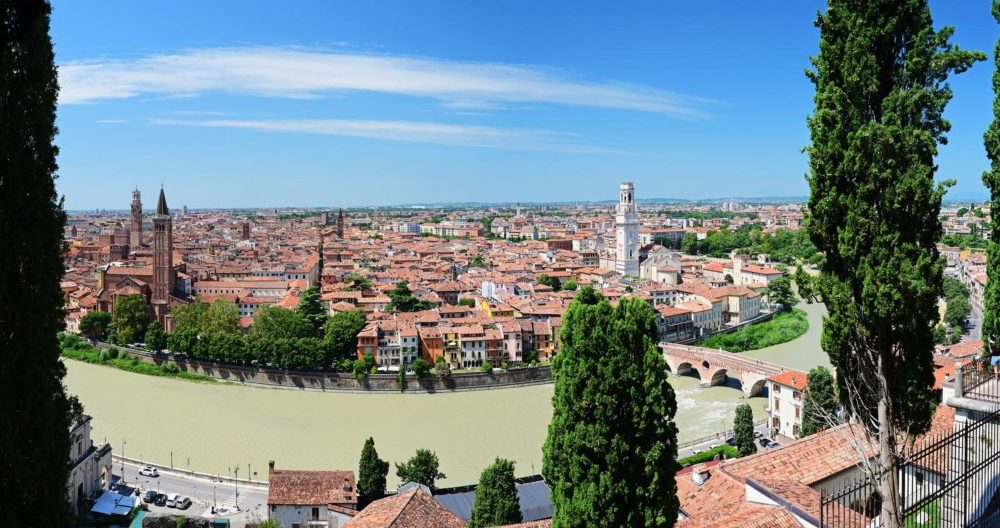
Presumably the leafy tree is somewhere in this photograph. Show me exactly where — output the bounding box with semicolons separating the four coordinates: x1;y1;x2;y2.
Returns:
144;321;167;352
562;280;577;291
537;274;562;292
542;288;679;527
805;2;983;524
724;273;734;284
412;358;432;378
469;458;522;528
323;310;366;366
170;299;239;336
112;294;149;344
733;402;757;457
79;311;112;340
395;449;446;491
469;255;487;268
793;264;817;304
386;280;434;313
957;207;969;217
343;273;372;291
764;276;797;311
680;232;699;254
932;324;948;345
480;362;493;374
296;286;327;335
353;358;369;382
252;305;313;340
397;366;407;390
944;296;971;328
458;298;477;308
1;2;74;523
801;366;838;437
357;437;389;508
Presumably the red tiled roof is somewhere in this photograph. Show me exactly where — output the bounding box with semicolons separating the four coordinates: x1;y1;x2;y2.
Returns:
767;370;808;391
268;465;357;507
344;488;465;528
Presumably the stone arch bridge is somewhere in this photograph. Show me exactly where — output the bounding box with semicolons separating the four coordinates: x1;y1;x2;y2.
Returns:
660;343;785;397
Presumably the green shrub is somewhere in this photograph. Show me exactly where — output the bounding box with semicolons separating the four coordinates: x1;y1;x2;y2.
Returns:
480;362;493;374
161;361;179;374
701;309;809;352
106;347;120;360
677;444;739;466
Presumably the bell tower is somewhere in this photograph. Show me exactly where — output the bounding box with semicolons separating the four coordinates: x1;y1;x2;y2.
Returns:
615;181;639;277
129;187;143;247
152;187;175;322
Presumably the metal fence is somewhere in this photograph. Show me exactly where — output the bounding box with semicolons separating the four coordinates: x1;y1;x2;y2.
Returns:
819;405;1000;528
961;354;1000;403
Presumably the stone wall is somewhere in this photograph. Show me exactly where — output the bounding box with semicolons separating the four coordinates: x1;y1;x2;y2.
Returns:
106;344;553;393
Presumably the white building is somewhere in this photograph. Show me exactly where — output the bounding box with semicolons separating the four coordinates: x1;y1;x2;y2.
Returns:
766;369;808;441
67;415;113;510
267;461;357;528
615;181;639;277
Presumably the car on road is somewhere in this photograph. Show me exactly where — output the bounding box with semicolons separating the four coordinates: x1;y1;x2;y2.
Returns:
154;493;167;507
176;496;192;510
691;449;702;455
166;493;180;508
142;490;157;503
139;466;159;478
709;443;720;450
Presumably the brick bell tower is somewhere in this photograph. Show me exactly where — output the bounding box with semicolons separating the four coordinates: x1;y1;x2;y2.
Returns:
152;186;175;323
129;187;143;247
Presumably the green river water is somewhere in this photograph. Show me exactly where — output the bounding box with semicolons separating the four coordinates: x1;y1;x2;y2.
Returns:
63;302;829;487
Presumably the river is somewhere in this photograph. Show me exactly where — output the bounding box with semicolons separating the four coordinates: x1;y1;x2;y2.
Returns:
63;302;830;487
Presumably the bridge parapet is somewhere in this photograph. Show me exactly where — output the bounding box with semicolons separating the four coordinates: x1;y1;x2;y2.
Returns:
659;342;786;397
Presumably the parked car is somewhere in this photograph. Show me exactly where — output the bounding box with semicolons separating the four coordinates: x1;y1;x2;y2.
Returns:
766;442;782;449
166;493;180;508
177;496;192;510
142;490;157;503
691;449;702;455
758;438;772;448
139;466;159;478
725;436;737;446
709;443;720;450
154;493;168;507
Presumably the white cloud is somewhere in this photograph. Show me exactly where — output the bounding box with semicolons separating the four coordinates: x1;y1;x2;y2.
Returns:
60;47;710;117
149;117;632;154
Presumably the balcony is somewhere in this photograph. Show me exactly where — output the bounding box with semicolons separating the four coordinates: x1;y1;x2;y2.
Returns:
951;355;1000;414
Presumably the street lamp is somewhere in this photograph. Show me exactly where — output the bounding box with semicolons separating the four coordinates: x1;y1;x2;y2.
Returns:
121;439;127;483
234;465;240;511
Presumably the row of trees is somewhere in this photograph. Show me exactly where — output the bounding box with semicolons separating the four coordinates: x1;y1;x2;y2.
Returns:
356;438;521;528
934;276;972;345
678;225;823;265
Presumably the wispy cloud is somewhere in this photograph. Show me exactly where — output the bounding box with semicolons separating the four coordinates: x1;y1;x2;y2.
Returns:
95;119;129;123
149;117;633;154
60;46;711;118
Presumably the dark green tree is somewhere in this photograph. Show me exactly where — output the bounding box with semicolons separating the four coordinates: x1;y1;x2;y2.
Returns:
562;280;577;291
805;2;982;524
733;402;756;457
0;1;73;523
764;276;797;311
323;310;366;366
144;321;167;352
357;437;389;508
458;297;477;308
542;287;679;528
469;458;522;528
386;280;434;313
343;273;372;291
793;264;817;304
252;305;313;340
412;358;432;378
395;449;446;491
680;232;699;254
944;296;971;328
984;1;1000;355
112;294;149;344
469;255;487;268
801;366;838;437
79;311;112;340
295;286;327;335
537;274;562;292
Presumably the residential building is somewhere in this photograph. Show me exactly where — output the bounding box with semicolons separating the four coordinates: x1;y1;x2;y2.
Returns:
267;461;358;528
766;369;808;441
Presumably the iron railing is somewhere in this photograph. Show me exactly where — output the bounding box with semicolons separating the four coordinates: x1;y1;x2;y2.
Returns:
819;405;1000;528
960;355;1000;403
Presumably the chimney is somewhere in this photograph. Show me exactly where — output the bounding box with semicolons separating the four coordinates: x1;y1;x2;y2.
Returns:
268;460;275;474
692;463;710;486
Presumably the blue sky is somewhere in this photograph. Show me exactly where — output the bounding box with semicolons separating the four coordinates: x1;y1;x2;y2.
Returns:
52;1;998;209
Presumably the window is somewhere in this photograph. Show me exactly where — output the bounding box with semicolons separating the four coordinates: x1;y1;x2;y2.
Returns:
311;507;320;520
795;407;800;419
916;471;924;486
774;398;780;411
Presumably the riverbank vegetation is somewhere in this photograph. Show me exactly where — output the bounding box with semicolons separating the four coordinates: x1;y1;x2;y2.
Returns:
58;334;217;383
700;309;809;352
677;445;738;467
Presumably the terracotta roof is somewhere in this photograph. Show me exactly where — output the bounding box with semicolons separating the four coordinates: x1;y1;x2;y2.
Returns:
268;465;357;507
766;370;808;391
345;488;465;528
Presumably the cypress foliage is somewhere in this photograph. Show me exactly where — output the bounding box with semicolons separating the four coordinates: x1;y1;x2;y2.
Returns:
733;403;756;457
542;287;679;528
469;458;522;528
805;2;983;524
801;366;838;437
983;1;1000;355
357;437;389;509
0;1;73;524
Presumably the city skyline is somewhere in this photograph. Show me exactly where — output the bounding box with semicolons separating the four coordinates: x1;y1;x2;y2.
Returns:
51;1;999;209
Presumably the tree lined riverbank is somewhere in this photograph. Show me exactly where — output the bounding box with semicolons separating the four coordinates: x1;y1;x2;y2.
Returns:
700;309;809;352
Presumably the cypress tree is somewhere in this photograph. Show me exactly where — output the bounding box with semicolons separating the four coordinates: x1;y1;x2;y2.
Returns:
357;437;389;508
733;403;756;457
801;366;838;437
0;1;73;524
469;458;522;528
983;0;1000;355
805;2;983;525
542;287;679;528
